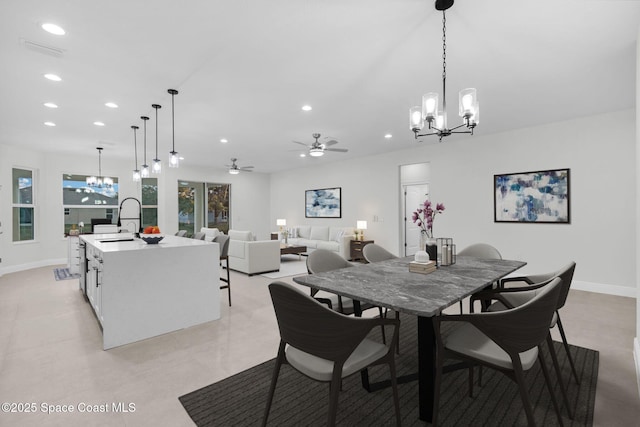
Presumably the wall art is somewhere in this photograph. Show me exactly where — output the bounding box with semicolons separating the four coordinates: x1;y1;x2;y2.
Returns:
494;168;570;223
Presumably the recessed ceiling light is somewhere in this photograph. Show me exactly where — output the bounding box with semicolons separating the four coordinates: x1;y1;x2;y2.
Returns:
220;138;228;143
384;133;393;139
301;105;312;111
44;73;61;82
105;102;118;108
41;23;66;36
93;121;105;126
299;153;306;158
43;102;58;108
44;121;56;127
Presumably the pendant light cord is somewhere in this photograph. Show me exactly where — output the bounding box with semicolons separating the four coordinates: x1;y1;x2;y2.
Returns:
142;117;148;164
442;10;447;121
133;127;138;168
171;92;175;152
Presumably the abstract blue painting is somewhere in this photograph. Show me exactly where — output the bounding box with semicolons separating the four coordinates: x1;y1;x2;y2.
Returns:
305;187;342;218
494;169;570;223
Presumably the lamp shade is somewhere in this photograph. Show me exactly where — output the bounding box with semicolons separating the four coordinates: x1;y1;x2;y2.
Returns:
276;219;286;227
356;220;367;230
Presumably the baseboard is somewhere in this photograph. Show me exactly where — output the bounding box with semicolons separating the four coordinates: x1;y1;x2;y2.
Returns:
635;337;640;399
0;258;66;277
572;280;637;298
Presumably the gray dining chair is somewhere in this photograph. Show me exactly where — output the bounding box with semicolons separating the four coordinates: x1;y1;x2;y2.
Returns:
214;234;231;306
362;243;397;263
362;243;401;353
175;230;187;237
432;277;567;426
475;261;580;385
306;249;356;314
306;249;388;344
457;242;502;260
192;231;206;240
263;281;401;427
458;243;502;312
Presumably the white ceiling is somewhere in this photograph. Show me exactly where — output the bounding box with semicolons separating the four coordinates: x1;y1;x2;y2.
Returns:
1;0;639;173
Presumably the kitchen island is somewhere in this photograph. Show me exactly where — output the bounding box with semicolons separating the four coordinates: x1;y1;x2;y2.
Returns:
80;234;220;350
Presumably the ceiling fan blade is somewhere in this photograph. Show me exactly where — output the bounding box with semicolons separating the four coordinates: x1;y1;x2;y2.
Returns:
292;140;308;147
323;139;339;147
241;166;254;169
325;148;348;152
240;168;254;172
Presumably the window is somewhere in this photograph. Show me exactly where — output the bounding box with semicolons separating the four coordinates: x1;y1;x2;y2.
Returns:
141;177;158;228
12;168;35;241
62;174;119;234
178;181;230;235
207;183;230;233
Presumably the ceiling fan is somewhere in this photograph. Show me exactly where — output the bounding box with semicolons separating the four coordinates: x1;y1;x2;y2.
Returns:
226;158;254;175
292;133;348;157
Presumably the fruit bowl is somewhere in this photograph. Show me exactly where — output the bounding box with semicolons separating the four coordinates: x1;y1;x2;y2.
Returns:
139;234;164;244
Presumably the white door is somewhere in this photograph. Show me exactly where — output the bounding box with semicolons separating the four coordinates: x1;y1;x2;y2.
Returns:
403;184;430;256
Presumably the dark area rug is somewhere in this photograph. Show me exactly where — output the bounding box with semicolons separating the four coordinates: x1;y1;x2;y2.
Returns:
53;267;80;281
180;313;597;426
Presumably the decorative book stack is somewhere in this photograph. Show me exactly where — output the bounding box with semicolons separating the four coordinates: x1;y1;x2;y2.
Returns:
409;260;437;275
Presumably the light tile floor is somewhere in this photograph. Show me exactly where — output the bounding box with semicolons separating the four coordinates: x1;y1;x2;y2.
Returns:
0;264;638;426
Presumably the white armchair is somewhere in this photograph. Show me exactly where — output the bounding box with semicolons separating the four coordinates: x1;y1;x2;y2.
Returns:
227;230;280;276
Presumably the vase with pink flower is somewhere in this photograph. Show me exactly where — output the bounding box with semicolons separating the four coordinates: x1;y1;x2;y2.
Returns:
412;200;445;261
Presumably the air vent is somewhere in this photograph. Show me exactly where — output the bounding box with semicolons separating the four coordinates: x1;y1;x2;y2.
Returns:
20;38;65;57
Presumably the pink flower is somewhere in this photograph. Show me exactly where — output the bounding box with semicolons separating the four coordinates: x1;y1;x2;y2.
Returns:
412;199;445;238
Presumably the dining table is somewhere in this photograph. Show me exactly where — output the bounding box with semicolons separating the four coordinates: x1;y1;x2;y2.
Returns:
293;255;526;422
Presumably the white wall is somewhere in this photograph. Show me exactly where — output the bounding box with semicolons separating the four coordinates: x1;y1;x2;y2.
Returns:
271;109;637;296
0;144;271;274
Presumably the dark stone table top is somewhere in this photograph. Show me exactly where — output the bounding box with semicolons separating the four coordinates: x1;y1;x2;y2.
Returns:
293;256;526;317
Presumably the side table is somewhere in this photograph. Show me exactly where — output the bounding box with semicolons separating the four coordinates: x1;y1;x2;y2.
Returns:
350;239;374;263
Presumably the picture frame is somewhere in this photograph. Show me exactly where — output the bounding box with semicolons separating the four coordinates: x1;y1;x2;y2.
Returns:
305;187;342;218
494;168;570;223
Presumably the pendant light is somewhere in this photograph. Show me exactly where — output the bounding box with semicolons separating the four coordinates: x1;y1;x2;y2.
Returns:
86;147;113;188
131;125;141;182
168;89;179;168
152;103;162;174
409;0;479;142
140;116;150;178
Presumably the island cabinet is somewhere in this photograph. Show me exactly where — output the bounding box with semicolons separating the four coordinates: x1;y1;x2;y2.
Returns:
80;234;220;350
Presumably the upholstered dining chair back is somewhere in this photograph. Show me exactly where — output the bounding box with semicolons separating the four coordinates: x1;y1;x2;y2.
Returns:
192;231;206;240
306;249;352;274
457;243;502;259
175;230;187;237
432;278;564;426
362;243;397;263
263;281;401;426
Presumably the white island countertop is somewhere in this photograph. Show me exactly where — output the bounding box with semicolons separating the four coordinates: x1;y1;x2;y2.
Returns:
80;233;220;350
81;233;211;252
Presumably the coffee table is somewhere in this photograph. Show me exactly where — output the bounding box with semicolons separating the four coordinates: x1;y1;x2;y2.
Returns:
280;243;307;259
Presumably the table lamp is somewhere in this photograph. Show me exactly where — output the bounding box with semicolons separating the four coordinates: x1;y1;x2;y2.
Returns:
356;220;367;241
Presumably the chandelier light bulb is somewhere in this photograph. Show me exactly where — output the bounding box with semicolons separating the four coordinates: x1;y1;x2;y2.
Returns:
409;106;424;131
169;151;179;168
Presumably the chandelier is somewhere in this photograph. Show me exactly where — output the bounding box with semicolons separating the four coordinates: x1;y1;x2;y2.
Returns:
86;147;113;188
409;0;479;141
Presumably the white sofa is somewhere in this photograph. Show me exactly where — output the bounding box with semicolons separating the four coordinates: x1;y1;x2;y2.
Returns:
286;225;354;259
227;230;281;276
